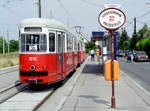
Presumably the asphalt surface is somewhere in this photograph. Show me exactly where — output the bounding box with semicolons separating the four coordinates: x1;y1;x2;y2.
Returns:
60;57;150;111
0;70;19;90
118;57;150;93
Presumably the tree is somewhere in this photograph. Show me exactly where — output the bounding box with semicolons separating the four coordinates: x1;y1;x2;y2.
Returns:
0;37;8;53
130;24;148;50
116;32;121;50
134;24;150;58
9;40;19;52
123;41;130;50
137;24;148;41
144;37;150;58
130;35;136;50
0;37;19;53
0;37;3;53
118;28;129;50
85;41;96;53
135;37;150;58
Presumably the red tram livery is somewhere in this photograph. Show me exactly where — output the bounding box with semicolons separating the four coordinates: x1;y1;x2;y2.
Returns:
19;18;85;84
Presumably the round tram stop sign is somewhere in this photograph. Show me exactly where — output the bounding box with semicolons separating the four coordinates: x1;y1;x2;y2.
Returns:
98;8;126;31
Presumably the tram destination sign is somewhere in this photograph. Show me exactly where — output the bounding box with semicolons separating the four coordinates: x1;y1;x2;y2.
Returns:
98;8;126;31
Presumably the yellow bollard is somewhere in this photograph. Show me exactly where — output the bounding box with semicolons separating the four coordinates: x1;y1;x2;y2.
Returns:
96;51;99;56
104;60;119;81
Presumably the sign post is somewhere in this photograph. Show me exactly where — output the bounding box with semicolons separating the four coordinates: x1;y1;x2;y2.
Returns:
98;8;126;108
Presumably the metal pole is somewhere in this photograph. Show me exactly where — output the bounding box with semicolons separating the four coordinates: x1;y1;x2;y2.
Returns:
134;17;136;35
111;30;115;108
133;17;136;49
50;10;53;19
7;29;10;54
67;19;70;28
102;34;104;75
3;35;5;54
38;0;41;18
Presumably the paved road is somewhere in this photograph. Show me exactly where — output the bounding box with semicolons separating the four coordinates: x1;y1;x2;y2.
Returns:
118;57;150;93
0;70;19;90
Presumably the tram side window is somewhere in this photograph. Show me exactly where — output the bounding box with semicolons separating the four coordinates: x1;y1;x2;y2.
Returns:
74;40;77;51
70;37;73;51
67;34;73;52
67;34;69;51
21;34;25;52
58;34;61;53
49;33;55;52
40;35;47;51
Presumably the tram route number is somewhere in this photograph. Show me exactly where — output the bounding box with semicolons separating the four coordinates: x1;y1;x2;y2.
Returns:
29;57;37;61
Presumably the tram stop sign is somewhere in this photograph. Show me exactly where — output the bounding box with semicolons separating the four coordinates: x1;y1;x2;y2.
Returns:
98;8;126;108
98;8;126;31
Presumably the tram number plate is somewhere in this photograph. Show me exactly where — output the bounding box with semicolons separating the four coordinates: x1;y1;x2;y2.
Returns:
29;57;37;61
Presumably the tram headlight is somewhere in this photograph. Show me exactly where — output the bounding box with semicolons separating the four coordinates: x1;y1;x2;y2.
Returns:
30;65;36;71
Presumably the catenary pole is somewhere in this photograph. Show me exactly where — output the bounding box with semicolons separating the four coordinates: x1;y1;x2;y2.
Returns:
3;35;5;54
7;29;10;54
37;0;41;18
50;10;53;19
133;17;136;49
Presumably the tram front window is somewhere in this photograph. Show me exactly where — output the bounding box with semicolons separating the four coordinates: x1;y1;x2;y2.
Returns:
20;34;47;52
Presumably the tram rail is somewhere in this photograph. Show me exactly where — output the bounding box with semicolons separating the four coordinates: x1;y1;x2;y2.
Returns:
0;83;28;104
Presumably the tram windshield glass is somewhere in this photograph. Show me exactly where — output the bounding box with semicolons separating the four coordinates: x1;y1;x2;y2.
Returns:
20;34;47;52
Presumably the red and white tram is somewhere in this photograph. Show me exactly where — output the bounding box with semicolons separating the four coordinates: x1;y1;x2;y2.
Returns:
19;18;85;84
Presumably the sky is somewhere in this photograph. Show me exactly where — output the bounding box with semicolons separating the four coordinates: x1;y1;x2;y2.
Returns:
0;0;150;40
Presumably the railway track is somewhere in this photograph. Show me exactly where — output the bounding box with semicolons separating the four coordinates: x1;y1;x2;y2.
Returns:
0;83;59;111
0;69;79;111
0;81;21;94
0;58;87;111
0;66;60;111
33;85;58;111
0;65;26;104
0;82;28;104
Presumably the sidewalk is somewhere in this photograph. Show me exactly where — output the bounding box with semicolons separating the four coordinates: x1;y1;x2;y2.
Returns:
61;57;150;111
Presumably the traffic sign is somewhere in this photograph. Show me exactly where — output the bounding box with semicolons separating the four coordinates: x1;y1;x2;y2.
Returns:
98;8;126;31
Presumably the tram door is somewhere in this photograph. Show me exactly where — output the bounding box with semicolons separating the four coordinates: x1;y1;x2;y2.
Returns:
57;32;65;80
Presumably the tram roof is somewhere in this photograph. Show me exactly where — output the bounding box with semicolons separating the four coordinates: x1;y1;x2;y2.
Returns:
19;18;67;31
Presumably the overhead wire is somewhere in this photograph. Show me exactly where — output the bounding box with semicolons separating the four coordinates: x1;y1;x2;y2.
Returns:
124;10;150;28
80;0;103;8
125;20;133;28
0;0;24;36
136;20;150;25
0;0;24;6
1;5;24;18
137;10;150;19
0;1;25;19
136;21;145;25
57;0;76;23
